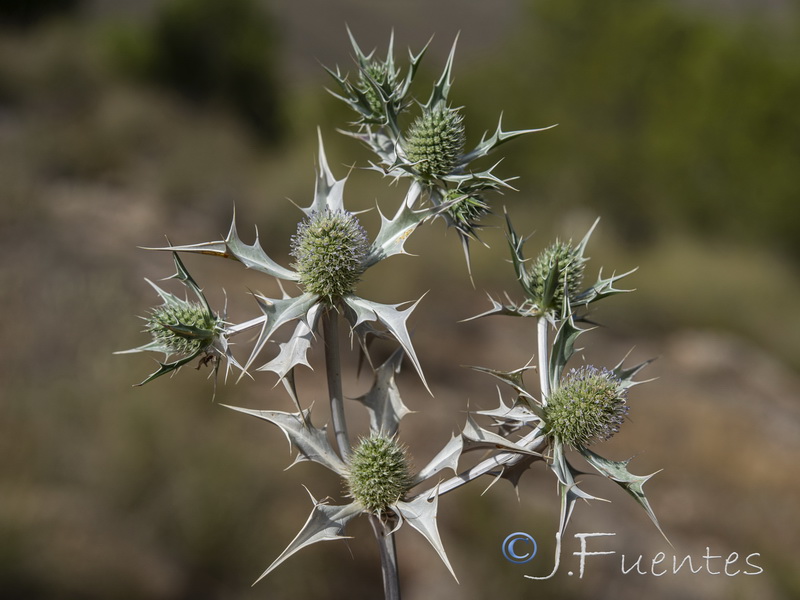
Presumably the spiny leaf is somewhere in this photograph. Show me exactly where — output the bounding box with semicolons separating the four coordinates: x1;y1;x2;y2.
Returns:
303;130;346;217
460;116;557;165
413;433;463;485
253;495;361;584
131;350;206;386
548;312;585;390
474;392;543;425
363;182;444;267
395;489;457;582
351;347;411;438
469;363;538;404
145;213;297;281
243;292;319;375
579;447;669;544
423;34;458;111
343;295;429;393
257;303;323;380
574;267;638;307
166;251;212;313
461;414;541;456
223;405;347;476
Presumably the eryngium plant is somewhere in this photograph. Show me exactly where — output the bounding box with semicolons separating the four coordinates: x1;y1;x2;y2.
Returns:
119;31;666;598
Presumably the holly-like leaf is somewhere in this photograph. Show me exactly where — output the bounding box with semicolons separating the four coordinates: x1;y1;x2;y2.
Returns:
579;447;669;544
394;489;457;582
548;312;585;389
363;182;444;267
463;293;537;321
488;453;543;497
413;433;463;485
243;292;319;375
612;355;656;390
254;494;362;584
469;363;538;405
474;392;543;425
343;295;428;393
145;214;297;282
258;303;323;380
459;116;557;166
303;131;346;217
574;267;637;307
223;405;347;476
461;414;541;457
423;34;458;111
351;348;411;437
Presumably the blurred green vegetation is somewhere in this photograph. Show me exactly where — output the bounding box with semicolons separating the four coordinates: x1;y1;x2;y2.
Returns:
456;0;800;258
1;1;799;599
108;0;283;143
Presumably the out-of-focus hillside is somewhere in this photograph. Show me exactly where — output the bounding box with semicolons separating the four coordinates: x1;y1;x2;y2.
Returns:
1;1;799;599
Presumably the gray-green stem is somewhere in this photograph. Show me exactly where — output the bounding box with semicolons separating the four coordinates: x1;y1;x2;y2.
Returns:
370;514;401;600
538;316;551;404
322;308;350;459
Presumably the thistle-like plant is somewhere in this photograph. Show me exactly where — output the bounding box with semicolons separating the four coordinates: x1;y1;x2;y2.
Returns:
119;31;666;599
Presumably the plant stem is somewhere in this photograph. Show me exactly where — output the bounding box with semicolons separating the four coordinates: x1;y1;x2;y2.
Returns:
369;515;401;600
322;308;350;459
537;316;551;404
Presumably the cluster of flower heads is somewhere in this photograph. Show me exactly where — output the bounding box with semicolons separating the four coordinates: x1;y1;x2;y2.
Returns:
326;30;555;267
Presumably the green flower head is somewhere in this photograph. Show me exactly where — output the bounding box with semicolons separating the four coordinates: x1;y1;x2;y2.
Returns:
290;209;369;302
347;434;413;514
545;366;629;448
529;239;585;313
444;188;490;237
404;106;466;180
146;301;219;356
359;59;394;117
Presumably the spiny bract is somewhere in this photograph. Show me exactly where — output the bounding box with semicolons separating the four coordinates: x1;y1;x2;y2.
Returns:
404;106;465;179
290;209;369;301
347;434;412;514
147;302;219;356
544;366;629;447
444;189;491;236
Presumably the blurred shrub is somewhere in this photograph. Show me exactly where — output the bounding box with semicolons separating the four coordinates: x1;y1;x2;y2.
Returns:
110;0;283;144
463;0;800;257
0;0;81;28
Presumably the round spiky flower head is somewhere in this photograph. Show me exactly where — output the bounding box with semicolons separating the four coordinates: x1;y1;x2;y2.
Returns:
347;434;413;514
544;366;629;448
290;209;369;302
444;189;491;236
147;301;219;356
529;240;585;312
404;106;466;179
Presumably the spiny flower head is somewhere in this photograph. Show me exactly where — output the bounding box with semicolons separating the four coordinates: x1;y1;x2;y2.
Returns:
529;239;585;313
146;301;219;356
544;366;629;448
444;188;491;237
359;59;395;117
290;209;369;302
347;434;413;514
404;106;466;180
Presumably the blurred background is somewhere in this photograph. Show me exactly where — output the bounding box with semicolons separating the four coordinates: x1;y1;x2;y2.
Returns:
2;0;799;598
